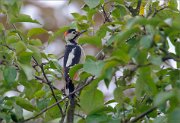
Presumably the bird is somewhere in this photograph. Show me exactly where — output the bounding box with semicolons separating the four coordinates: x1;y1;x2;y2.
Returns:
63;29;86;100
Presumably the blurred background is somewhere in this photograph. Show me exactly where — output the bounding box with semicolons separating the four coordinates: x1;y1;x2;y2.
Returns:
0;0;179;101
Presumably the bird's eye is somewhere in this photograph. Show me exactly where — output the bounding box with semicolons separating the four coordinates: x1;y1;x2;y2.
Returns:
72;31;76;34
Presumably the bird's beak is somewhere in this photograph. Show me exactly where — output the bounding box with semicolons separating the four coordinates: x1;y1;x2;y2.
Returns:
78;30;87;36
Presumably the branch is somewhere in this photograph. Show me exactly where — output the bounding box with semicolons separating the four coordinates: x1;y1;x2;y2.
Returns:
12;24;23;40
32;56;65;122
0;30;15;51
74;113;85;119
160;48;180;62
129;106;157;123
152;6;168;17
125;0;142;16
22;75;95;122
58;55;64;60
0;44;15;51
11;21;66;122
136;0;142;14
101;5;111;23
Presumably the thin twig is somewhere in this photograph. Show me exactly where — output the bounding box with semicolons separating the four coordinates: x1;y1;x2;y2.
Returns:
152;6;168;17
74;113;85;119
32;56;64;122
101;5;111;23
0;44;15;51
1;29;15;51
160;48;180;62
129;106;157;123
58;55;64;60
12;24;23;40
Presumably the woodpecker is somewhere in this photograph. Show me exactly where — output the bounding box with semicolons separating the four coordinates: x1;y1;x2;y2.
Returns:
63;29;86;99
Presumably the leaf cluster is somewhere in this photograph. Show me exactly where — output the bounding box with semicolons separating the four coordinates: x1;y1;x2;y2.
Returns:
0;0;180;123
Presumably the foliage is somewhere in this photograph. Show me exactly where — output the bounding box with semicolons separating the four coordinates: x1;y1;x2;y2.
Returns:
0;0;180;123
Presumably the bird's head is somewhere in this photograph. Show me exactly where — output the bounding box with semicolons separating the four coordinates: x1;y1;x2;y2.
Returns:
64;29;86;43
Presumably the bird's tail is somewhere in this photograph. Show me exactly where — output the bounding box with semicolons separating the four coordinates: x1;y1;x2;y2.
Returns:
64;68;75;103
64;68;76;123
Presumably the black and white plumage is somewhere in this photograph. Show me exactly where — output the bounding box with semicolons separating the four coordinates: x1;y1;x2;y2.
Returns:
63;29;85;98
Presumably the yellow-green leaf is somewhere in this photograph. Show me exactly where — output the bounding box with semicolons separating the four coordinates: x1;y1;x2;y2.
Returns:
16;97;36;112
27;28;47;37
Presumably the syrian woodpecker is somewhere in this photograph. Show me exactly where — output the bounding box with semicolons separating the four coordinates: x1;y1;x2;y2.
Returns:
63;29;86;99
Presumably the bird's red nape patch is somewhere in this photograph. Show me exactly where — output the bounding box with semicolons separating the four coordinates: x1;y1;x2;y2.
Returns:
64;31;68;37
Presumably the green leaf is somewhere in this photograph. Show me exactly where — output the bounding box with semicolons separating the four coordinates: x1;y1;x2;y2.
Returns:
28;45;42;64
153;116;167;123
103;67;114;88
134;49;148;64
154;91;174;106
175;42;180;57
16;97;36;112
78;36;101;47
112;5;128;18
112;44;130;63
45;98;61;121
27;28;47;37
115;26;140;45
3;66;17;87
29;39;42;46
83;58;105;76
0;112;10;122
71;13;87;21
114;0;124;4
6;35;19;44
114;87;124;104
168;108;180;123
0;23;4;32
49;60;62;73
80;88;104;114
168;0;178;10
19;64;34;80
14;104;23;121
24;80;42;99
10;14;40;24
136;67;157;99
37;98;50;110
84;0;100;9
96;25;109;38
86;113;108;123
34;90;46;99
77;23;89;30
106;34;117;46
48;26;69;43
69;64;83;79
15;41;26;55
139;35;153;49
149;55;162;66
18;51;33;64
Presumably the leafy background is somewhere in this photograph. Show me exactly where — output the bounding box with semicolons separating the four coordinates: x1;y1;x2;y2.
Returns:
0;0;180;123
